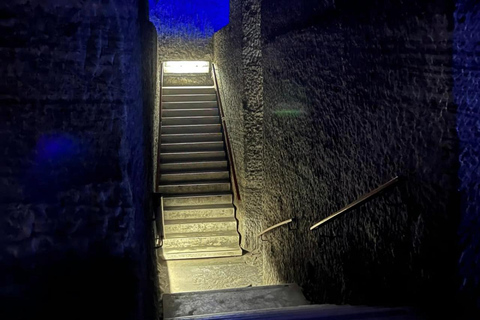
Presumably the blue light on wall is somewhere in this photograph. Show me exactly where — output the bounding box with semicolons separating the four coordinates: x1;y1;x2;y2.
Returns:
454;1;480;308
25;133;84;201
149;0;229;37
35;134;78;162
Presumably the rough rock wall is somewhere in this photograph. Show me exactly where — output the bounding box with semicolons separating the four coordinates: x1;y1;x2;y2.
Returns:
0;0;154;318
241;0;264;251
151;25;160;193
454;1;480;316
157;36;213;62
141;12;160;319
260;0;459;315
150;1;214;67
214;0;264;251
152;8;214;87
213;0;246;245
153;19;214;88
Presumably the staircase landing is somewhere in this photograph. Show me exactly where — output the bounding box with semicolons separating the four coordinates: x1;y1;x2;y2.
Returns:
157;250;262;294
163;284;309;319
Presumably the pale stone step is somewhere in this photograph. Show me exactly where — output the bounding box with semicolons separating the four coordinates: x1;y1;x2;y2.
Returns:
162;124;222;134
158;180;231;194
165;305;420;320
163;284;309;319
160;245;242;261
161;141;224;153
162;108;219;117
161;133;223;143
160;170;229;182
161;160;228;172
163;79;214;87
163;193;232;207
163;94;217;102
162;230;239;248
163;203;234;220
164;217;237;234
160;151;226;163
163;101;218;109
162;116;220;126
163;86;215;95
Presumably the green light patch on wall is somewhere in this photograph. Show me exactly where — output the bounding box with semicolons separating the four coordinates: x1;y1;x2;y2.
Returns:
274;109;303;117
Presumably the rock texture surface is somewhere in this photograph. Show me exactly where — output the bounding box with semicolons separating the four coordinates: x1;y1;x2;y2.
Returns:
261;1;458;309
265;0;458;313
454;1;480;316
212;0;478;318
149;0;217;69
214;0;264;252
0;1;156;319
163;283;308;318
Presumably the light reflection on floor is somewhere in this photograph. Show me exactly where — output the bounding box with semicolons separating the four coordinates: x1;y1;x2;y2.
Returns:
157;250;263;294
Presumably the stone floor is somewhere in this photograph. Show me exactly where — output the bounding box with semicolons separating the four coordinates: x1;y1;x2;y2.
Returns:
157;249;263;294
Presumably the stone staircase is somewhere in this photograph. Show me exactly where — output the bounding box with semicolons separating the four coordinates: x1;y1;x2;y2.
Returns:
158;85;242;260
163;284;421;320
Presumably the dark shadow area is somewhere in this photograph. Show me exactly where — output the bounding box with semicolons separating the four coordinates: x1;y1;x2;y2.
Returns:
0;251;137;320
0;0;158;319
454;1;480;318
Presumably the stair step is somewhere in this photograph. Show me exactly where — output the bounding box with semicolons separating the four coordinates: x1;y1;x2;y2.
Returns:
161;151;226;163
163;101;218;109
160;245;242;261
163;284;309;319
158;180;231;194
164;305;420;320
163;94;217;102
164;203;234;220
162;108;219;117
162;86;215;95
162;124;222;134
163;193;232;207
157;83;238;262
164;217;237;234
161;133;223;143
160;170;229;182
161;141;224;153
161;160;228;172
162;230;239;248
162;116;220;126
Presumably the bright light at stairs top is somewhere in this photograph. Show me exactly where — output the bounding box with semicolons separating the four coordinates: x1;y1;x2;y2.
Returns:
164;61;210;74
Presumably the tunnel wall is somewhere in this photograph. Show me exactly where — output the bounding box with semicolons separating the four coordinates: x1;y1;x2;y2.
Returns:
214;0;264;251
150;0;216;87
261;0;459;313
454;1;480;316
214;0;469;316
0;0;155;318
149;0;229;63
141;7;161;319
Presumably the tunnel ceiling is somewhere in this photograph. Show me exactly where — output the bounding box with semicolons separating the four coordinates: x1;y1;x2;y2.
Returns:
149;0;229;37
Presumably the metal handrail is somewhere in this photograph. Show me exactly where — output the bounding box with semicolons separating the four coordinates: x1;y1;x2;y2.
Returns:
212;63;241;201
155;62;164;193
155;195;164;248
258;219;294;239
310;176;400;231
154;63;164;249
